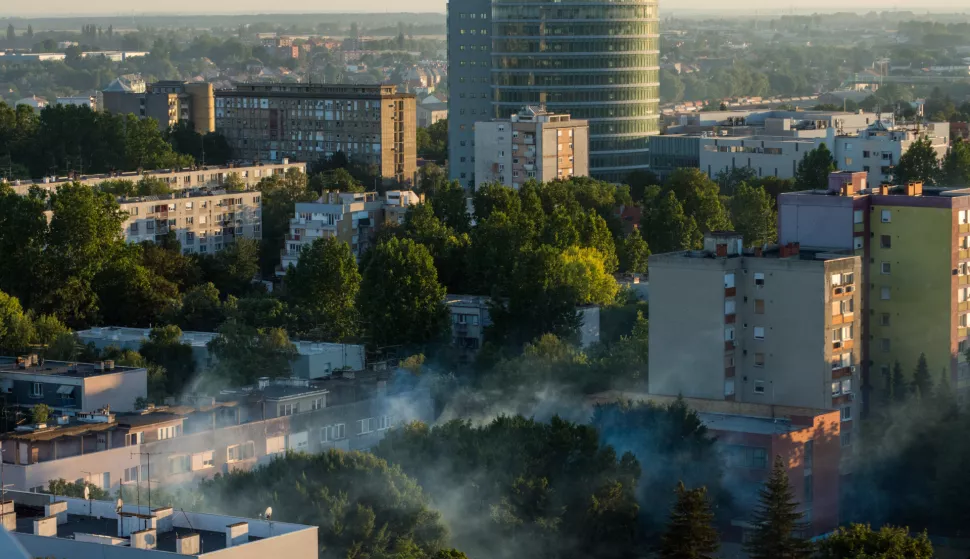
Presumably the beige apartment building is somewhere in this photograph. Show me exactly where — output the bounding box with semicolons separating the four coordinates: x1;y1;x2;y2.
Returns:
649;232;862;448
278;190;421;274
6;162;307;196
215;84;417;185
102;80;215;132
474;107;590;190
120;188;262;255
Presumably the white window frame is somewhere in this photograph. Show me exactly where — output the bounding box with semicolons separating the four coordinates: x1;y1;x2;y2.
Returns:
881;262;891;274
880;286;891;300
881;209;891;223
753;326;765;340
754;272;765;286
31;383;43;398
358;418;375;435
753;380;766;394
724;273;735;289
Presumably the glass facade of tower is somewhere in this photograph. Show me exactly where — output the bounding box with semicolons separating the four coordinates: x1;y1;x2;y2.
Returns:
491;0;660;182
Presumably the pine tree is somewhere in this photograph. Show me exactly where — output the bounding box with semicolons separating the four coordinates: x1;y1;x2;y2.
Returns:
660;481;719;559
912;353;933;399
891;360;907;403
743;456;813;559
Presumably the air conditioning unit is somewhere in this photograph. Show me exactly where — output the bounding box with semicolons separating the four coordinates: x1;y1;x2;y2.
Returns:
833;341;843;349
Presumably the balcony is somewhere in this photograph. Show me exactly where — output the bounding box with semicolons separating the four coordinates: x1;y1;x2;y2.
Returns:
724;366;736;378
725;313;736;324
725;287;736;296
725;340;735;351
831;366;854;379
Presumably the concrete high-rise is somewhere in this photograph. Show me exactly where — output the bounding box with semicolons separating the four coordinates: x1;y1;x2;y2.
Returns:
448;0;660;186
447;0;493;188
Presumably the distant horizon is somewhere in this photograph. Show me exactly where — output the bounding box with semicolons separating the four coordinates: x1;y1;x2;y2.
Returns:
1;1;968;19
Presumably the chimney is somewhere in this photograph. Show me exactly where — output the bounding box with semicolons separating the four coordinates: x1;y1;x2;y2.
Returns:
0;500;15;532
176;532;201;555
226;522;249;547
34;515;58;537
131;528;158;550
45;500;68;525
754;246;763;257
879;184;890;196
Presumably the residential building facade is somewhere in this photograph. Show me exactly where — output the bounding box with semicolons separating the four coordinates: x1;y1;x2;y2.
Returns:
446;0;492;188
1;373;433;494
118;188;262;255
279;190;421;273
779;175;970;395
648;233;862;445
6;162;307;196
417;101;448;128
474;107;589;189
102;80;215;133
0;357;148;417
215;84;417;185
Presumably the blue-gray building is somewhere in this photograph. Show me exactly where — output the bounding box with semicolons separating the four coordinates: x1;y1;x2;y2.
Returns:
447;0;493;188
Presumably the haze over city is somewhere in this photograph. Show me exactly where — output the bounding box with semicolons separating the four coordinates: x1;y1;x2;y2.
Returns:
2;0;969;16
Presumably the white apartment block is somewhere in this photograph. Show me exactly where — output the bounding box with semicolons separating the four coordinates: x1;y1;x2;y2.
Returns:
279;190;421;274
6;162;307;196
700;117;950;187
121;189;262;255
474;107;590;190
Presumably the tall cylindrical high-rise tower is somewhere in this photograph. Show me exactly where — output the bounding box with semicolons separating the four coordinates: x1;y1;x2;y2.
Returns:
490;0;659;182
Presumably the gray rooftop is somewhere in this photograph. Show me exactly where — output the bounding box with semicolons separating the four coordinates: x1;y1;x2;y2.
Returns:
0;357;143;378
699;412;802;435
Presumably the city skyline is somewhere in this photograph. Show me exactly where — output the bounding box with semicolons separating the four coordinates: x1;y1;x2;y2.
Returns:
2;1;968;17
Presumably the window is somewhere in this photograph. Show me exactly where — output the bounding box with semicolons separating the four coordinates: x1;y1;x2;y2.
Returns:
881;209;892;223
753;326;765;339
961;210;969;225
724;326;735;341
831;381;842;396
881;235;891;248
378;415;391;430
841;406;852;421
754;299;765;314
853;210;863;224
311;398;323;411
130;223;139;234
881;313;891;326
724;273;735;289
754;380;766;394
125;432;144;446
358;418;375;435
881;286;891;300
726;445;768;469
754;353;765;367
724;378;735;396
725;299;736;315
842;378;852;394
881;338;891;352
200;451;214;468
881;262;891;274
157;425;180;440
322;423;347;442
831;273;843;286
754;272;765;286
841;432;852;447
961;313;969;328
804;475;814;504
854;237;864;250
169;455;190;475
279;402;298;416
227;441;255;462
804;440;814;470
124;466;139;483
31;383;43;398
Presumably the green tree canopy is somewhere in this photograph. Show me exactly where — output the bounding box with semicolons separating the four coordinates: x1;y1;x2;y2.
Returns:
731;182;778;247
643;191;701;254
284;237;361;342
196;451;450;559
139;325;196;397
256;168;316;276
743;455;812;559
358;238;449;350
374;416;641;559
895;136;940;186
815;524;932;559
794;143;836;191
619;228;650;275
941;138;970;187
663;168;732;234
207;321;297;386
660;481;720;559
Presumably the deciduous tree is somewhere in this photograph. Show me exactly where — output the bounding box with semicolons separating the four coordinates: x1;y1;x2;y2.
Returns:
284;237;361;341
895;136;940;186
815;524;932;559
794;143;836;191
731;182;777;247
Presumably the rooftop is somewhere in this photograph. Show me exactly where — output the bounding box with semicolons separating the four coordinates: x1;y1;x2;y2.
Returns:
6;490;316;557
2;410;183;442
651;232;854;263
0;356;144;378
76;327;365;355
698;412;802;435
445;294;491;308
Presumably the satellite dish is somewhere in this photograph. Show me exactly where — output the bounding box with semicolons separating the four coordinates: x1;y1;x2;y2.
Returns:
83;486;89;500
116;498;123;513
264;507;272;520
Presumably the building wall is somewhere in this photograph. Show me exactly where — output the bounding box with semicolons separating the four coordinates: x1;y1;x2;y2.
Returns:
700;136;820;180
446;0;492;188
473;121;512;187
778;194;856;250
648;257;731;400
869;202;955;390
0;443;144;492
121;191;262;255
81;370;148;413
185;82;215;133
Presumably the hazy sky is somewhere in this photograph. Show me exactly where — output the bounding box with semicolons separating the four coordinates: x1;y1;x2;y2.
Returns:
2;0;968;17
